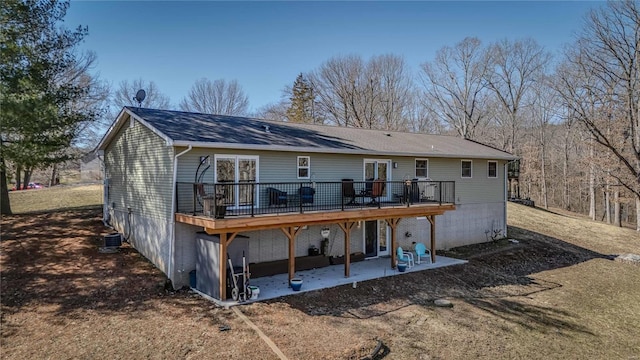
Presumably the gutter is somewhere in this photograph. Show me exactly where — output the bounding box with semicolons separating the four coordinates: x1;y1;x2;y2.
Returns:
168;145;193;287
171;140;518;161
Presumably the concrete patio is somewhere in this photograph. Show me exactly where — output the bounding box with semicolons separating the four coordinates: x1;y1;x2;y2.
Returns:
199;255;467;306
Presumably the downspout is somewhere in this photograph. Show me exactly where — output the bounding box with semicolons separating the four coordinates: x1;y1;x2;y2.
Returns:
504;162;508;238
168;145;193;287
504;160;516;238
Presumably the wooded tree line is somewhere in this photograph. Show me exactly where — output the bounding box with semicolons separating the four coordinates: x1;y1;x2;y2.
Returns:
257;1;639;230
2;0;638;232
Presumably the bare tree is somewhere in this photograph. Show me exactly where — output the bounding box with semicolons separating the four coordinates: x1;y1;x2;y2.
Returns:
529;75;561;209
557;0;640;230
113;78;171;110
310;55;365;127
254;101;289;122
420;37;491;139
309;54;415;130
485;38;551;153
179;78;249;116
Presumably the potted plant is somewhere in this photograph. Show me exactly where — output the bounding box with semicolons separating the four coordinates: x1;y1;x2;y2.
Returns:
290;278;303;291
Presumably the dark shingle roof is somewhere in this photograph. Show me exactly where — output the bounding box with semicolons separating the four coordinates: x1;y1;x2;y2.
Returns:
100;107;516;160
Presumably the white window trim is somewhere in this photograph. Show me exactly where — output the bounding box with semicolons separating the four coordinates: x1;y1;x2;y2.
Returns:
363;159;392;181
213;154;260;208
488;160;498;179
415;158;429;179
297;156;310;179
461;159;473;179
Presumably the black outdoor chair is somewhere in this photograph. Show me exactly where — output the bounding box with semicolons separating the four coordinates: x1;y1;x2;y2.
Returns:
267;187;287;206
299;186;315;204
342;179;357;205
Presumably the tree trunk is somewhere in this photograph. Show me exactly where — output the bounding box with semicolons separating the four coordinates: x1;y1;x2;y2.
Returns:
588;142;596;221
49;164;58;187
636;195;640;232
563;138;570;210
15;164;22;191
23;168;32;188
604;186;611;224
541;142;548;209
613;189;621;227
0;154;12;215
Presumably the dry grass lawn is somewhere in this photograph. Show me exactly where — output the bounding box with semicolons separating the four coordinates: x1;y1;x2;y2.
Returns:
2;186;639;359
8;184;102;214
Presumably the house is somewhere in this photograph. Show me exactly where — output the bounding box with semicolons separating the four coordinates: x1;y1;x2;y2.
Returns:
96;107;517;301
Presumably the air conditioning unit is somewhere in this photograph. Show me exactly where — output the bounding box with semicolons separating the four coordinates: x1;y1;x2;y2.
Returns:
104;233;122;248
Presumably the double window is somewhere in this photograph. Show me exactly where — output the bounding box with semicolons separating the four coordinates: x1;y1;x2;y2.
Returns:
297;156;310;179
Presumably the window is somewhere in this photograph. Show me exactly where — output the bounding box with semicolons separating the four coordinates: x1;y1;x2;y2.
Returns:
297;156;310;179
415;159;428;178
461;160;472;178
488;161;498;178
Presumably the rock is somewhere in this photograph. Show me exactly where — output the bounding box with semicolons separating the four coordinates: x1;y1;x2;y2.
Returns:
434;299;453;307
615;253;640;266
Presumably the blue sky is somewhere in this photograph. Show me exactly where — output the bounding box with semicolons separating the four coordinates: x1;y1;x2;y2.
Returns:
66;1;601;113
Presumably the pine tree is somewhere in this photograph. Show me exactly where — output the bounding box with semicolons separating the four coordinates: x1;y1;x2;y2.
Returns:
1;0;100;214
286;73;318;124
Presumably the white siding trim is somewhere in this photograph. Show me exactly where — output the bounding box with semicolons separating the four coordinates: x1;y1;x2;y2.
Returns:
297;156;310;179
415;158;429;178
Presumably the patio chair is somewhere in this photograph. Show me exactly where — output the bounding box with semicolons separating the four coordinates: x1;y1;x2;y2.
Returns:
267;187;287;207
299;186;315;204
369;179;386;205
341;179;357;205
196;183;216;216
414;242;431;264
396;247;414;268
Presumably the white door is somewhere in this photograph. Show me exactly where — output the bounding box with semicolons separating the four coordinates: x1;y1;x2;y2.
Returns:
363;159;391;201
215;155;258;208
363;220;390;258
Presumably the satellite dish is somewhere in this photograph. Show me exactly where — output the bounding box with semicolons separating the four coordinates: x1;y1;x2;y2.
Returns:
133;89;146;107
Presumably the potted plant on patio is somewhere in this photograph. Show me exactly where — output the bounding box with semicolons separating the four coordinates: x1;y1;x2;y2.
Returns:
290;278;303;291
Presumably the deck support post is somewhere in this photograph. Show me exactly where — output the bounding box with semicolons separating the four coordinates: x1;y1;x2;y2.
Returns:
337;222;356;277
385;218;401;269
428;215;436;263
281;226;304;284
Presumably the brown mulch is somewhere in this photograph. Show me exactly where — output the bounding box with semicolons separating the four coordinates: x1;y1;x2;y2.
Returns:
2;204;639;359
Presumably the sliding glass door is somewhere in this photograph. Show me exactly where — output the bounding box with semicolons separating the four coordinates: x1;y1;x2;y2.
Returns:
363;159;391;201
215;155;258;207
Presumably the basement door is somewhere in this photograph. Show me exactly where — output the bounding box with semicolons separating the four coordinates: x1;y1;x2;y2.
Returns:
364;220;390;258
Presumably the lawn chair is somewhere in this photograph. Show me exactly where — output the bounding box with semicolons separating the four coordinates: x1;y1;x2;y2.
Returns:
414;242;431;264
396;247;414;268
267;187;287;207
299;186;315;204
342;179;357;205
369;179;386;205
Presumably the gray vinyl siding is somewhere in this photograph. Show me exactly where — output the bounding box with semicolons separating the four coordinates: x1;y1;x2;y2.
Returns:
104;117;174;219
177;149;506;205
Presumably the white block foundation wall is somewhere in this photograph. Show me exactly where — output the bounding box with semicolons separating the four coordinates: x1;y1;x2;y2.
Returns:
396;202;506;250
170;202;506;288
